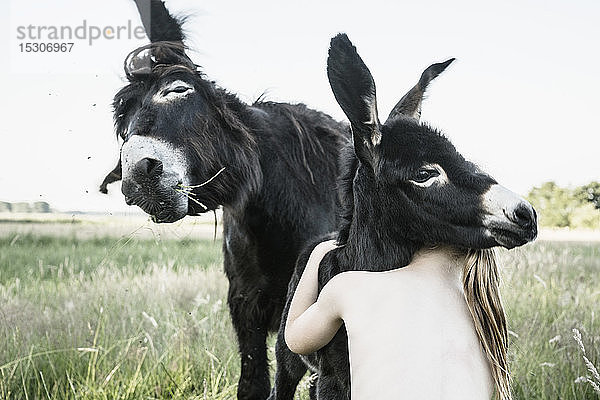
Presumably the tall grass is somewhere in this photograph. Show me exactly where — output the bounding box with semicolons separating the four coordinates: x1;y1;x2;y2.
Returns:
499;242;600;399
573;328;600;395
0;235;238;399
0;233;598;399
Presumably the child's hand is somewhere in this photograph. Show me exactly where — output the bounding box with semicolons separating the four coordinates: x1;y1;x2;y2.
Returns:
312;239;339;257
305;240;339;273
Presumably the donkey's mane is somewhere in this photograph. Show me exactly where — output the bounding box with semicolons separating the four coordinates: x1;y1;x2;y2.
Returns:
335;143;359;245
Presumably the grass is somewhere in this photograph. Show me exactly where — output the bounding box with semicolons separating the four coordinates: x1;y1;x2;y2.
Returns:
501;242;600;399
0;234;235;399
0;230;599;399
0;235;221;284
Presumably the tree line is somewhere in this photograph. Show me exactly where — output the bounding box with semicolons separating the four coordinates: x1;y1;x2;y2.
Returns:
526;182;600;229
0;201;51;213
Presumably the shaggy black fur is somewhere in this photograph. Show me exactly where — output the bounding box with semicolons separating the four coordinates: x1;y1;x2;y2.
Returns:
271;34;537;399
101;2;348;399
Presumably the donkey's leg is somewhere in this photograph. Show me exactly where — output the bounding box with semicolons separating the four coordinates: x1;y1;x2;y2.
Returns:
315;374;348;400
222;215;274;400
268;327;309;400
227;286;271;399
223;218;273;400
227;277;273;400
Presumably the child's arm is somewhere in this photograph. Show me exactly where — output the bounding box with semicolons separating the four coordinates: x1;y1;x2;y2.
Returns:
285;240;344;355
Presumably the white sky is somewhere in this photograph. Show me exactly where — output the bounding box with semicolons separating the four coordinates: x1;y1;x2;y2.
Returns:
1;0;598;213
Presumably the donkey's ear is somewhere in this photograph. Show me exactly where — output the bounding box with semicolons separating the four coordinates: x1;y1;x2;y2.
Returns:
126;1;192;78
99;159;122;194
327;33;380;167
385;58;454;124
133;0;185;43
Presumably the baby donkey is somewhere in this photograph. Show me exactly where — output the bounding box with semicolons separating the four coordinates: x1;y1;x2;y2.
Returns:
271;34;537;400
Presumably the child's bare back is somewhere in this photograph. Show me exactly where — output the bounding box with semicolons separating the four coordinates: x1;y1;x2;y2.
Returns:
285;243;493;399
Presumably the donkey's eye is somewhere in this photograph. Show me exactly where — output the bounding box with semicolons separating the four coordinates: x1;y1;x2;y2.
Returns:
408;164;448;187
154;81;195;103
413;168;440;183
166;86;190;94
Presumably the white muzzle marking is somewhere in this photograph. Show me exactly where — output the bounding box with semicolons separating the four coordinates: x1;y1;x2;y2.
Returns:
481;184;527;226
121;136;190;187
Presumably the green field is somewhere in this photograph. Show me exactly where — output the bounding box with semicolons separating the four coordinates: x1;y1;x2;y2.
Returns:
0;225;599;399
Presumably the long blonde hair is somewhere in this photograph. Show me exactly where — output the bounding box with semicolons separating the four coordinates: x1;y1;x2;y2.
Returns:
462;249;511;400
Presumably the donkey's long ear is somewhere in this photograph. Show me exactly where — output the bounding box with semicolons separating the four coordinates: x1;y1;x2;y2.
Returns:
327;34;380;167
133;0;185;43
99;159;122;194
126;1;191;78
385;58;454;124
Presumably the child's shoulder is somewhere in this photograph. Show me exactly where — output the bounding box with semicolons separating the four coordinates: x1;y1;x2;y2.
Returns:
322;268;402;292
324;269;371;285
319;269;412;318
319;270;361;297
322;267;418;300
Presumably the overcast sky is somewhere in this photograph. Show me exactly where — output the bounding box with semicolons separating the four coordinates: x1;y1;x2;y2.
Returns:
1;0;598;213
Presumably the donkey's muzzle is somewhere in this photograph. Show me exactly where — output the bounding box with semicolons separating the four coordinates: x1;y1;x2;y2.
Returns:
119;135;190;223
506;202;537;230
121;158;165;204
121;157;182;219
482;184;538;249
134;157;163;179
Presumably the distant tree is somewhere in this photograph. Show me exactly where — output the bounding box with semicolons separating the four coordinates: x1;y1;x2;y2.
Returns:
11;202;31;213
0;202;12;212
574;182;600;209
0;201;52;213
527;182;576;227
569;202;600;229
527;181;600;229
32;202;51;213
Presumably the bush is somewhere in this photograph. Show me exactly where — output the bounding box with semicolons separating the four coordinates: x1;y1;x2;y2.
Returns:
526;181;600;229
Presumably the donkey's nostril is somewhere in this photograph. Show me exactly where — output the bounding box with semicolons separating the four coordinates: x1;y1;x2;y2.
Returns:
137;157;163;177
511;203;535;228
